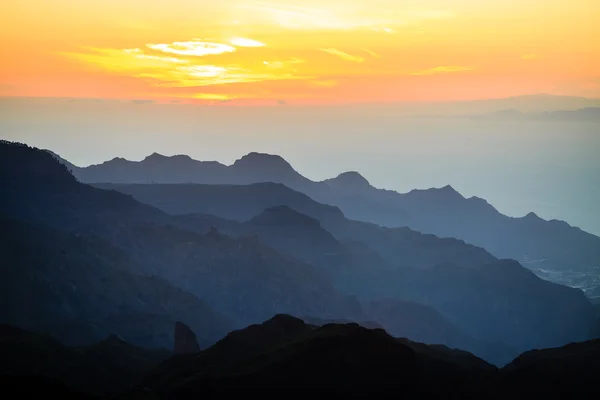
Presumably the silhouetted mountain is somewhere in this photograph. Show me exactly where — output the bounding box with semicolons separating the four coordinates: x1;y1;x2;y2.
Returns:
70;150;600;275
1;141;363;333
173;322;200;355
496;339;600;398
0;215;229;348
131;315;497;398
394;260;596;352
95;182;496;270
0;324;169;396
6;317;599;399
86;181;597;356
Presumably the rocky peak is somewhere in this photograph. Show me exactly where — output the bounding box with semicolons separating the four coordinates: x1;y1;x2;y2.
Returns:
174;321;200;355
328;171;371;189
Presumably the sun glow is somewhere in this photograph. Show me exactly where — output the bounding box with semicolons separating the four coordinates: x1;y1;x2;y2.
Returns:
1;0;598;103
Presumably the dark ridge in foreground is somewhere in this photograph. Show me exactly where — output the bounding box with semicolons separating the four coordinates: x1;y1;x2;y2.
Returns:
2;316;600;399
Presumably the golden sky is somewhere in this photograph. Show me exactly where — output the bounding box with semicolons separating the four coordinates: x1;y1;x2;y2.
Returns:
1;0;599;104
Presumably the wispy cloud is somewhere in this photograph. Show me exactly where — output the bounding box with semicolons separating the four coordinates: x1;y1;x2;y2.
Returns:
321;48;365;63
263;58;306;69
370;27;396;34
139;65;305;87
146;41;236;57
62;47;189;71
62;45;307;89
521;53;539;61
410;66;474;76
230;37;265;47
362;49;382;59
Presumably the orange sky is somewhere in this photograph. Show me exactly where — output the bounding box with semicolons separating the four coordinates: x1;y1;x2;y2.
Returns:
1;0;599;104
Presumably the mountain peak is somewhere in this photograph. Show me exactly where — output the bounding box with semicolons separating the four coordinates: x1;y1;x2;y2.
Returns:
234;152;294;169
231;152;304;184
333;171;371;186
437;185;464;198
143;152;168;162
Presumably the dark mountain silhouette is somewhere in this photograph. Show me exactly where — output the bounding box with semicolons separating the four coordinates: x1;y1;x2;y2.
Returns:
173;322;200;355
0;324;169;396
0;215;229;348
1;141;364;333
70;150;600;275
131;315;497;398
496;339;600;398
5;317;599;399
87;182;597;357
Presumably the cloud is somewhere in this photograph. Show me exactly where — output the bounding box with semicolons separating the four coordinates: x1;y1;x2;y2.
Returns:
146;41;236;57
320;48;365;63
370;27;396;34
362;49;382;59
263;57;306;69
230;37;265;47
62;47;189;71
410;66;474;76
139;65;307;87
521;53;539;61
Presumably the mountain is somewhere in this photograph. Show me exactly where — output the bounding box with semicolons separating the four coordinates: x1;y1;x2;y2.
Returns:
395;260;596;351
72;150;600;281
497;339;600;398
130;315;497;398
0;215;229;348
95;183;497;271
1;141;364;332
0;324;169;396
90;182;597;357
6;317;599;399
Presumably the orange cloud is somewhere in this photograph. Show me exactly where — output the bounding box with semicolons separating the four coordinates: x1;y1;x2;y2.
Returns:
320;48;365;63
146;41;236;57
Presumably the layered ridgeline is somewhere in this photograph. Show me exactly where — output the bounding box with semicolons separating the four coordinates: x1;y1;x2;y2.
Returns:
1;141;597;366
66;151;600;282
3;316;599;399
90;181;597;361
0;141;364;346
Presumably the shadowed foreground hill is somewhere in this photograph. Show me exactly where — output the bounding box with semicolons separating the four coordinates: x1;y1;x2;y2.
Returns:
0;325;169;396
3;317;599;399
129;315;497;399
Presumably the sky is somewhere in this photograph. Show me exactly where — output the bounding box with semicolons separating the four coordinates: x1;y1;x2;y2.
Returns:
1;0;599;104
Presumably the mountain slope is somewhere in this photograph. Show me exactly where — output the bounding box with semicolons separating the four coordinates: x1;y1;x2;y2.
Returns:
131;315;497;399
68;150;600;278
0;215;230;348
96;182;497;270
0;324;170;396
1;141;363;331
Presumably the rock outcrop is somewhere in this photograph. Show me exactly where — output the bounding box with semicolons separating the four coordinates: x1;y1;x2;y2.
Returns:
174;321;200;355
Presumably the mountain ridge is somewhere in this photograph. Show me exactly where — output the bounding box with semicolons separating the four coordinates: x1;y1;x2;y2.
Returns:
59;148;600;286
